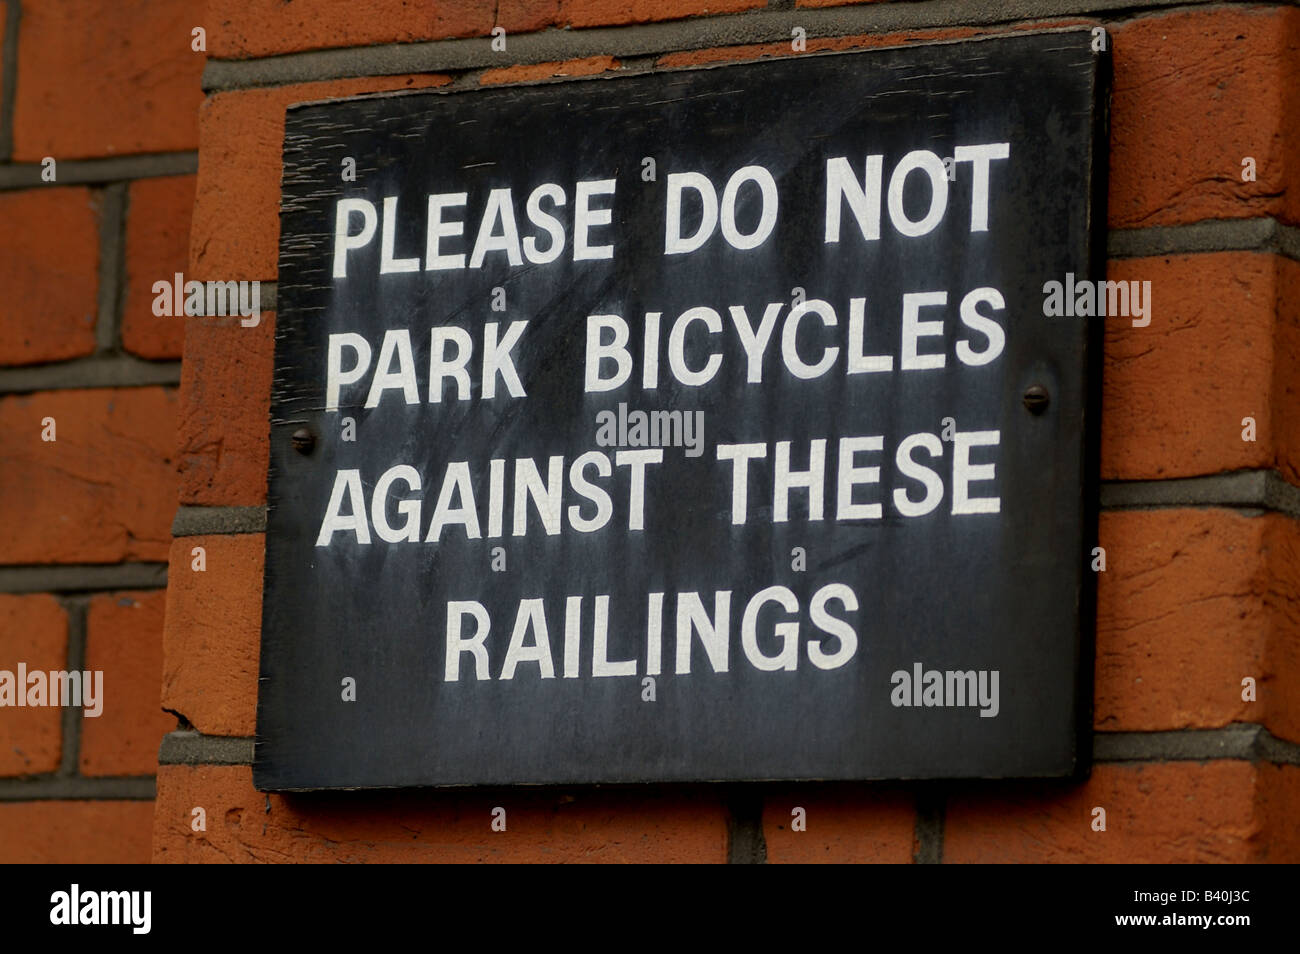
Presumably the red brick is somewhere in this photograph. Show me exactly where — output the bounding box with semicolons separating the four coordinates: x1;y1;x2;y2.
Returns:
12;0;205;160
1258;763;1300;862
1275;258;1300;489
1109;8;1300;229
481;56;620;86
177;311;274;505
0;801;154;863
191;77;452;283
1096;510;1300;742
154;764;728;862
655;19;1103;69
0;388;177;564
1101;254;1295;483
545;0;763;31
1262;515;1300;746
495;0;561;34
945;762;1267;863
81;591;173;776
0;595;67;776
656;28;986;68
0;189;99;366
160;535;263;737
122;176;196;360
763;787;916;862
207;0;493;58
205;0;762;57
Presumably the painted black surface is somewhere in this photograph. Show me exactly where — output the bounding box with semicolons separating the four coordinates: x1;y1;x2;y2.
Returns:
257;30;1107;790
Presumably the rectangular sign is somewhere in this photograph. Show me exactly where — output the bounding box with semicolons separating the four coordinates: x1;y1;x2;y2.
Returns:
256;30;1108;790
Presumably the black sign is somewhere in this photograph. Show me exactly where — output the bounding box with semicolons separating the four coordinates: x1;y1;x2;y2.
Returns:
256;30;1108;790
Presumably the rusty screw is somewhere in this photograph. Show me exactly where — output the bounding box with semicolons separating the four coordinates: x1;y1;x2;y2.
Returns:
291;427;316;455
1022;385;1050;415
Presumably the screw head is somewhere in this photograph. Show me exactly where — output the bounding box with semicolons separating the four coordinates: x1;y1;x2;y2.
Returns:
1022;385;1050;414
291;427;316;454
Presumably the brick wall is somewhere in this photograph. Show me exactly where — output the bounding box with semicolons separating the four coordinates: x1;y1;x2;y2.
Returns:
149;0;1300;863
0;0;203;863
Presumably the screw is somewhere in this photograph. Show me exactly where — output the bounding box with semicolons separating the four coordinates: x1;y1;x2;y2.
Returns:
1022;385;1050;414
291;427;315;454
